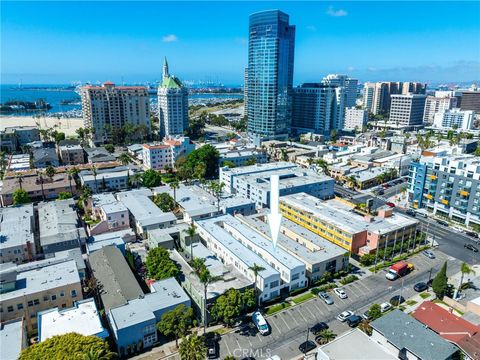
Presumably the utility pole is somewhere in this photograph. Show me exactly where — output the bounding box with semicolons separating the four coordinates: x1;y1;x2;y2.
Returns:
303;327;309;356
428;268;433;283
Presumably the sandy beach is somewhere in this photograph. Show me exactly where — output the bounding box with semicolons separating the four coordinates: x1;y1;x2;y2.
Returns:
0;115;84;137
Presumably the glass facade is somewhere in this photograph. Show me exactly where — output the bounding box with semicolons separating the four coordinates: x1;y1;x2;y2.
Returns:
247;10;295;141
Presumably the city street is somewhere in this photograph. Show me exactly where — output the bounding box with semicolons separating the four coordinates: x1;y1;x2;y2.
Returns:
218;249;461;359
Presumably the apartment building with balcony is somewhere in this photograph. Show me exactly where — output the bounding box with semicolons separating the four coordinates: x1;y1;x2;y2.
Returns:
280;193;418;255
408;155;480;226
87;193;130;236
0;259;83;334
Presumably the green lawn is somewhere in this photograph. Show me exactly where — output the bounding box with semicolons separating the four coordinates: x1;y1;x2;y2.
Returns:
292;292;315;305
406;300;417;306
419;292;431;299
266;302;291;315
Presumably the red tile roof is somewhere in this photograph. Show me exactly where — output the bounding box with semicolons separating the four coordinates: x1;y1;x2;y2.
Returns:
143;144;170;150
412;301;480;344
164;139;181;146
457;332;480;360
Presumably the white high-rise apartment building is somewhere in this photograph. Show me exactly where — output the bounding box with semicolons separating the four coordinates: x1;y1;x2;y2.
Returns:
389;94;427;128
157;58;188;138
81;82;151;144
363;83;375;111
344;107;368;131
424;95;457;123
322;74;358;108
433;109;475;130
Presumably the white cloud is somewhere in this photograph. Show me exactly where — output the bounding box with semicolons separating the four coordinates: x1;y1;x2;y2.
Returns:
162;34;178;43
347;66;355;72
326;6;348;17
235;37;248;45
306;25;317;32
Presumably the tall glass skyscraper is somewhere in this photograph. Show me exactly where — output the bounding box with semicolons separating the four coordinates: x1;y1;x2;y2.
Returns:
247;10;295;143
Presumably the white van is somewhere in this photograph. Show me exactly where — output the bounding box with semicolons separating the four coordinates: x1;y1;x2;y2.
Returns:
252;311;270;335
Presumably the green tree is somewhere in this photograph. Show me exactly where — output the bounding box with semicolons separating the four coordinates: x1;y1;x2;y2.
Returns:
316;329;336;344
185;223;197;260
368;303;382;321
45;165;56;180
145;247;179;280
58;192;72;200
179;145;220;180
179;334;206;360
474;147;480;157
118;153;131;166
432;261;448;299
249;263;265;308
53;131;66;143
456;262;476;298
153;192;176;212
142;169;163;188
211;288;244;326
82;348;117;360
169;180;180;204
245;157;257;166
157;304;194;347
104;144;115;153
222;160;236;168
208;181;225;212
19;333;114;360
13;188;30;205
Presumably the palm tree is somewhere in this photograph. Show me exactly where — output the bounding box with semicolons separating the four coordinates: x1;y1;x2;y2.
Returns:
179;334;206;360
185;223;197;260
169;180;180;205
347;175;357;189
82;348;117;360
455;262;476;299
118;153;131;166
317;329;336;344
37;170;46;201
91;165;98;193
249;263;265;308
16;173;23;190
66;168;76;195
209;181;225;212
130;172;143;188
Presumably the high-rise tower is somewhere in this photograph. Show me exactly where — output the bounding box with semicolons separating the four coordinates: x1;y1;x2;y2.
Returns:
247;10;295;144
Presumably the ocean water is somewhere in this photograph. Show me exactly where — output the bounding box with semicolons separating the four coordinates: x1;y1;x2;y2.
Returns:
0;84;243;115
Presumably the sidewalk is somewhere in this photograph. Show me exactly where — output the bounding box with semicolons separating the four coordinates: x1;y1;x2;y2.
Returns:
130;324;228;360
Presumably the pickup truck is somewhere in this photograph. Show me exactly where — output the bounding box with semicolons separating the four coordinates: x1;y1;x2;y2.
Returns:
386;261;414;280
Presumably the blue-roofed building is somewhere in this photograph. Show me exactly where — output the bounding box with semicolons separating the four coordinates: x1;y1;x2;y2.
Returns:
107;278;190;357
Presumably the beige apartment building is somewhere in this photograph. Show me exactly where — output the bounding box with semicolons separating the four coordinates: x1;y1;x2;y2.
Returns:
80;82;151;144
0;259;83;334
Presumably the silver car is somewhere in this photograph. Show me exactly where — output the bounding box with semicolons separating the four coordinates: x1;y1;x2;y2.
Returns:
423;250;435;259
318;292;334;305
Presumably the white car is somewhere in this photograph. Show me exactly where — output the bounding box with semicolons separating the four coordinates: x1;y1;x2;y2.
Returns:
333;287;348;299
380;302;392;312
337;310;354;322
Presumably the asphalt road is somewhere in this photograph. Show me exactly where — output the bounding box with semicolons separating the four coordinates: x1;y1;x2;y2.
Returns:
217;250;461;360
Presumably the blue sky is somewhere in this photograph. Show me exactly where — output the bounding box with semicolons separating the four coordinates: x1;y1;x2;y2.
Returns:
2;1;479;85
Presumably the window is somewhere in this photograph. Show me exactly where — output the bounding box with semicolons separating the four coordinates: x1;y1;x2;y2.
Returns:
27;300;34;307
71;290;77;297
17;304;23;310
43;295;49;301
51;295;57;301
33;299;40;306
60;291;65;297
7;306;14;312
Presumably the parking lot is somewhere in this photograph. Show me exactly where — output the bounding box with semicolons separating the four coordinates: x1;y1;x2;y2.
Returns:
218;249;461;359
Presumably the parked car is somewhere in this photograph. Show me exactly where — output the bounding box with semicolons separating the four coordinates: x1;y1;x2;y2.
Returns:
205;338;219;359
377;189;385;195
346;315;362;327
465;231;479;239
337;310;354;322
406;209;416;217
318;292;334;305
423;250;435;259
414;282;428;292
390;295;406;306
362;310;371;320
415;211;428;218
385;202;396;208
464;243;479;252
298;340;316;353
436;219;449;227
380;302;392;312
310;322;329;334
333;287;348;299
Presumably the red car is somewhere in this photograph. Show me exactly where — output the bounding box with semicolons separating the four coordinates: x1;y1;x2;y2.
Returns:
386;202;395;208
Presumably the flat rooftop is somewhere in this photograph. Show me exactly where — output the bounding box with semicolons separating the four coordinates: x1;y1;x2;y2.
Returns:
87;229;134;254
172;245;252;300
221;161;297;176
239;214;346;265
317;329;396;360
281;193;418;234
0;259;80;302
109;278;190;330
0;204;35;249
38;298;108;342
195;216;278;279
235;168;333;192
91;193;117;207
116;189;176;227
38;199;85;246
0;319;24;360
219;215;304;271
